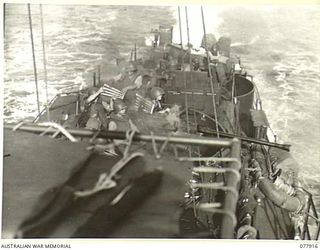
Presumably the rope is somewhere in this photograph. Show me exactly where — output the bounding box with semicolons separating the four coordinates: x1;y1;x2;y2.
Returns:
74;152;144;198
74;172;117;198
40;4;50;121
201;6;220;138
27;4;41;116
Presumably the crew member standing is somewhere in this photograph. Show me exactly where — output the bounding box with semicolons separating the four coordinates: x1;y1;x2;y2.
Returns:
149;87;165;113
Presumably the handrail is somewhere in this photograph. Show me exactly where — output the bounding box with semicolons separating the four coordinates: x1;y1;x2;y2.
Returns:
32;91;84;123
301;191;320;240
4;123;234;148
179;138;242;238
221;139;241;238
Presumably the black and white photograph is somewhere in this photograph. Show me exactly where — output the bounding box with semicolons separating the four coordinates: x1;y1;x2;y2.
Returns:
2;1;320;245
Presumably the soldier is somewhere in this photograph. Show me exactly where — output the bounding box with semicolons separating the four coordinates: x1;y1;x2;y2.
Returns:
82;87;110;130
110;62;143;92
86;62;142;103
85;61;142;112
108;99;131;132
135;86;167;114
149;87;165;113
108;62;144;111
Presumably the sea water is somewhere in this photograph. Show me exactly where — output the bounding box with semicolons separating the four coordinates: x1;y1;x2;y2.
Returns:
3;3;320;225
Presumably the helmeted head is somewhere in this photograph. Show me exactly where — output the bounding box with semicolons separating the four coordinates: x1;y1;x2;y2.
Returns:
150;87;165;101
113;99;127;115
125;62;138;73
192;57;201;70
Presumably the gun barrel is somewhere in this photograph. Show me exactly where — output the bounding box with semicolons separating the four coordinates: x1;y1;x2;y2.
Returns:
198;127;291;151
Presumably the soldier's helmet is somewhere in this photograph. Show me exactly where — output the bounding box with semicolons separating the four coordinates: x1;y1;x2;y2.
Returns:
113;99;127;113
125;62;138;73
150;87;165;100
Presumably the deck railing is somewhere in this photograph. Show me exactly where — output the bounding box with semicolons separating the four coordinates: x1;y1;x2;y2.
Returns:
179;138;241;238
301;190;320;240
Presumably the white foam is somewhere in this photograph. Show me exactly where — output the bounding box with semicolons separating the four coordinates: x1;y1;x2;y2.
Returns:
171;5;225;48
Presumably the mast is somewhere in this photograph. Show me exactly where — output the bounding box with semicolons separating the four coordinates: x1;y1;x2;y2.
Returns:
28;4;41;116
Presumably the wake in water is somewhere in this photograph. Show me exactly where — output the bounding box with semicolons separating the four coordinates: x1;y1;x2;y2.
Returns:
4;4;320;215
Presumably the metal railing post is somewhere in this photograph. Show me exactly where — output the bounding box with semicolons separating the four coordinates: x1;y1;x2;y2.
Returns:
221;138;241;238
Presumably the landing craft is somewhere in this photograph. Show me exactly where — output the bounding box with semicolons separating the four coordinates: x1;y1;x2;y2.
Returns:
2;5;320;240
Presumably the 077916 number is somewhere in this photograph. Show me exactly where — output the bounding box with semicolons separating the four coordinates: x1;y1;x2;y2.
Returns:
300;244;319;249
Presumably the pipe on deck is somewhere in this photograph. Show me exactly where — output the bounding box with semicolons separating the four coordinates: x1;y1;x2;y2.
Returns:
4;123;234;148
258;178;306;213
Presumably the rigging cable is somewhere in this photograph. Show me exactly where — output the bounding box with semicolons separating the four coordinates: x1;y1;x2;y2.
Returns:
201;6;220;138
185;6;196;136
185;6;198;216
178;6;183;49
185;7;200;155
28;4;41;116
40;4;50;121
179;6;191;157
